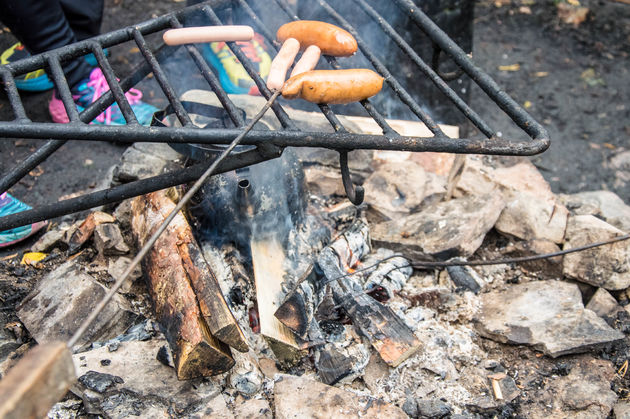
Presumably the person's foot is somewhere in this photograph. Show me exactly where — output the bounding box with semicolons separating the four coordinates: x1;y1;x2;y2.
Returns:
1;42;109;92
0;192;47;249
48;67;158;125
201;33;272;95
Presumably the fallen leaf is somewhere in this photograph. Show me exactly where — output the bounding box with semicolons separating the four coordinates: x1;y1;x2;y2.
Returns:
498;63;520;71
524;100;532;109
534;71;549;77
603;143;616;150
557;2;589;27
589;142;601;149
580;68;605;87
84;159;94;166
519;6;532;14
28;166;44;177
0;253;18;261
21;252;47;268
567;0;580;5
129;47;140;54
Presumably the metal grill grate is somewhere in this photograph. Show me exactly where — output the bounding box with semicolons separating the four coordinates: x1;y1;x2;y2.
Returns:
0;0;549;232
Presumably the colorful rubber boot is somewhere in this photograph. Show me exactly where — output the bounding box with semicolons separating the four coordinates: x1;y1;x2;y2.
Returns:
201;33;271;95
0;192;47;248
0;42;110;92
1;43;53;92
48;67;158;125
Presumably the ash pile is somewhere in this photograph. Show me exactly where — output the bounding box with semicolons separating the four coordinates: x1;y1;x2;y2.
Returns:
3;103;630;418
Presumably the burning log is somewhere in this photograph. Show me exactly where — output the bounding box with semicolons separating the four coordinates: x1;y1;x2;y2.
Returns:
131;190;244;378
317;220;422;367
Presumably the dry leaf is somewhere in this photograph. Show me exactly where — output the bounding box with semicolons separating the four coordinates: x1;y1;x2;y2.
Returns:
524;100;532;109
498;63;520;71
557;2;589;27
21;252;47;268
534;71;549;77
29;166;44;177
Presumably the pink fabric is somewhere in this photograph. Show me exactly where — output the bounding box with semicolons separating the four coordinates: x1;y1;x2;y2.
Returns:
87;68;143;124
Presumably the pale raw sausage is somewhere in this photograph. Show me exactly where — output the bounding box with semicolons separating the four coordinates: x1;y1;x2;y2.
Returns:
289;45;321;78
163;26;254;45
266;38;301;91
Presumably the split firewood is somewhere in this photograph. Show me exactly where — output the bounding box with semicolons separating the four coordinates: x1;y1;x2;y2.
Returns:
250;235;308;365
67;211;115;254
131;191;244;378
317;220;422;367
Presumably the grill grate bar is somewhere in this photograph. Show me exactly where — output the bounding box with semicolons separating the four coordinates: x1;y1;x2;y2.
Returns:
316;0;445;138
168;16;245;127
46;57;81;123
0;145;282;232
132;29;193;127
393;0;546;141
91;43;139;125
269;0;397;136
354;0;494;138
200;5;297;130
0;69;28;122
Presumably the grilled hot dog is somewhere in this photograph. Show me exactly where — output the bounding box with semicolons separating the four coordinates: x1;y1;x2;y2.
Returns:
281;69;383;104
277;21;357;57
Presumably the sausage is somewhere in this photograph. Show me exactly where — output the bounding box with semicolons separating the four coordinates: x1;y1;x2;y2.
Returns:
289;45;321;78
162;25;254;45
282;69;384;104
266;38;301;91
276;21;357;57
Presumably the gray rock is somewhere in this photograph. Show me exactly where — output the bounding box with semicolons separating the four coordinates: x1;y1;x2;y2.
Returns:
371;193;505;259
304;165;343;197
234;398;272;419
107;256;142;294
416;399;451;418
31;228;67;252
475;280;624;357
557;357;617;417
502;239;563;279
273;375;407;419
614;401;630;419
402;398;419;418
363;161;445;220
113;143;181;183
17;261;135;348
563;215;630;290
495;191;568;244
586;288;621;318
73;338;222;416
558;190;630;232
228;354;263;396
94;223;129;256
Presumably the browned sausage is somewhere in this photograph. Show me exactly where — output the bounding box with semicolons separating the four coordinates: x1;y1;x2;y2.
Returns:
281;69;383;104
276;21;357;57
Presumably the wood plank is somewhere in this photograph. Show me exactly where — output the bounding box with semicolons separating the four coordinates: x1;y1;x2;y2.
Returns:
0;341;75;419
131;191;235;379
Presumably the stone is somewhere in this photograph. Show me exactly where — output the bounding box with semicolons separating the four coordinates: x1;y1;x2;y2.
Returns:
31;228;67;252
361;352;390;393
558;190;630;232
258;357;280;379
563;215;630;290
113;143;181;183
107;256;142;294
371;193;505;259
586;288;621;318
363;161;445;220
234;398;272;419
94;223;129;256
228;353;263;396
416;399;452;418
73;338;223;416
304;165;344;197
273;375;407;419
475;280;624;357
495;191;568;244
16;261;136;349
614;401;630;419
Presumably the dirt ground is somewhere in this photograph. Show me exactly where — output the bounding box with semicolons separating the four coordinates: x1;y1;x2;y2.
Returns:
0;0;629;241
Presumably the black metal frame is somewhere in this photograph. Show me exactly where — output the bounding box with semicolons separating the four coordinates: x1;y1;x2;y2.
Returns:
0;0;549;232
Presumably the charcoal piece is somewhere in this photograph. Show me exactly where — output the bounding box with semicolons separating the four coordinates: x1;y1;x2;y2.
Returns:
78;371;124;394
447;265;481;294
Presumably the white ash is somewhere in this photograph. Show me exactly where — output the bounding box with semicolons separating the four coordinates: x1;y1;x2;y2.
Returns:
228;352;264;396
358;248;412;298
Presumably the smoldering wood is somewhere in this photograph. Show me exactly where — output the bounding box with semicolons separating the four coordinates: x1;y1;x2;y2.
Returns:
131;191;236;379
274;266;322;339
317;220;422;367
0;341;75;419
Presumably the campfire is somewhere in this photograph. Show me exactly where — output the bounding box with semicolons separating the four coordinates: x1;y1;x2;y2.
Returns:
1;0;629;418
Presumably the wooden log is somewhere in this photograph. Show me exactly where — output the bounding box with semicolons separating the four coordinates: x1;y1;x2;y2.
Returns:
250;235;307;365
131;191;236;379
0;341;75;419
317;220;422;367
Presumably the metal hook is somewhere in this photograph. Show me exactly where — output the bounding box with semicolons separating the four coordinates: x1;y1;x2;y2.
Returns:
339;150;364;205
431;43;464;82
